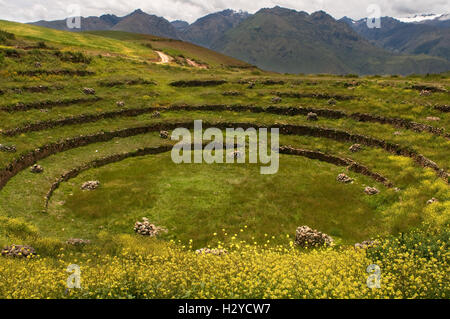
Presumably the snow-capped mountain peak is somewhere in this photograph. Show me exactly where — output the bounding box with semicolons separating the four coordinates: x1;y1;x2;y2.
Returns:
396;13;448;23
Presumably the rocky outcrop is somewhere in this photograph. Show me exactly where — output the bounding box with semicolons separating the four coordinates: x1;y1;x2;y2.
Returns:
434;105;449;113
1;245;36;258
30;164;43;173
81;181;100;190
307;112;318;121
159;131;169;139
364;187;379;195
134;218;166;237
82;87;96;95
295;226;334;248
349;144;362;153
66;238;91;246
337;173;354;184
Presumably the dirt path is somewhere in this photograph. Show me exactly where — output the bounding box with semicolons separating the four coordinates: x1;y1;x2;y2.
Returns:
186;58;208;69
154;51;208;69
155;51;172;64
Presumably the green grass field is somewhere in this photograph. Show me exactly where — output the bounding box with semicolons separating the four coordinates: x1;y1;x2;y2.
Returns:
0;21;448;299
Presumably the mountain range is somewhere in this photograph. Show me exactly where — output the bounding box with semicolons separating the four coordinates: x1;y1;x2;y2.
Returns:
341;15;450;61
29;7;450;75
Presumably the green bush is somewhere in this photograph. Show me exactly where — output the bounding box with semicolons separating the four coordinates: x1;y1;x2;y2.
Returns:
0;30;15;43
367;225;450;263
55;50;92;64
0;216;39;239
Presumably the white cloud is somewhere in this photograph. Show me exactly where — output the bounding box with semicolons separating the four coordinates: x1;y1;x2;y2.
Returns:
0;0;448;23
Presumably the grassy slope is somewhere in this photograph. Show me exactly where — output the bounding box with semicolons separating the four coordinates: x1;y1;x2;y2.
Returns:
213;9;450;75
85;30;252;67
0;20;157;59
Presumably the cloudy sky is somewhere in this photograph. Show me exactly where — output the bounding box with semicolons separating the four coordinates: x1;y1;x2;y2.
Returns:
0;0;448;23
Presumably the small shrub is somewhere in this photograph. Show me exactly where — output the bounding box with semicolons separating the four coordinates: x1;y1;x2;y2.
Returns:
36;41;48;49
55;50;92;64
0;216;39;239
0;30;15;43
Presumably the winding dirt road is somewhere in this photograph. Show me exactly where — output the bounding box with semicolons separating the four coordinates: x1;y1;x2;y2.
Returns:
155;51;172;64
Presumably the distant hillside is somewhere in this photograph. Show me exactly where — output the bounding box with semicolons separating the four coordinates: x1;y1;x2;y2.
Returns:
30;9;179;40
171;20;189;32
180;9;250;48
85;30;252;68
32;14;121;32
111;9;178;39
344;16;450;61
211;7;450;75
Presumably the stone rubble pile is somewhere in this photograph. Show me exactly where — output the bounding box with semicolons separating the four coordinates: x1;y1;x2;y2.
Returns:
349;144;362;153
1;245;36;258
134;218;166;237
354;240;379;250
196;248;228;256
0;144;16;153
307;112;318;121
272;97;282;103
82;87;96;95
337;173;354;184
294;226;334;248
420;89;432;96
160;130;169;139
81;181;100;191
151;111;161;118
364;186;379;195
66;238;91;246
30;164;44;173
